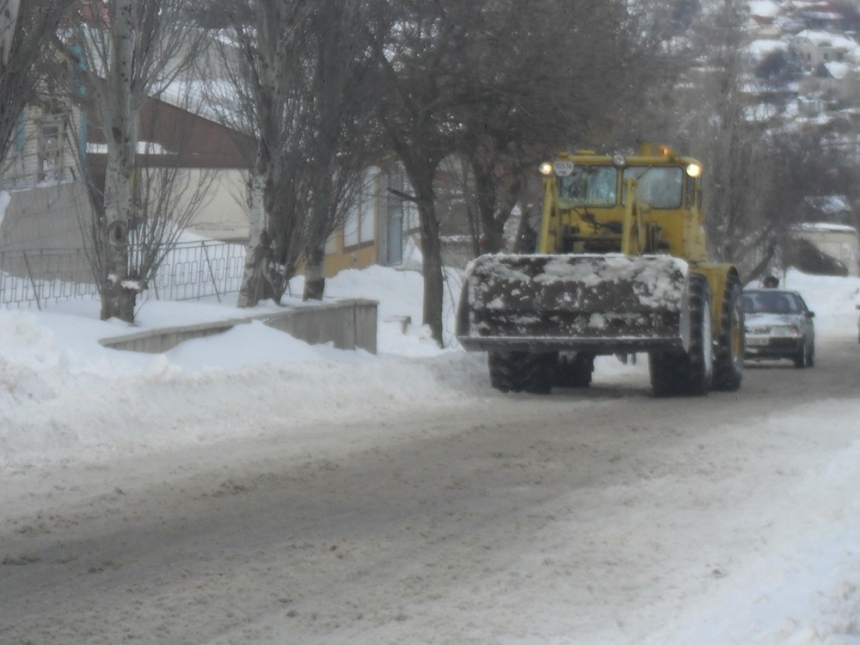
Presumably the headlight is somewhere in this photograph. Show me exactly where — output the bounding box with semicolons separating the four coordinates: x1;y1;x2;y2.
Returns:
539;162;554;176
772;325;800;337
612;153;626;167
686;163;702;178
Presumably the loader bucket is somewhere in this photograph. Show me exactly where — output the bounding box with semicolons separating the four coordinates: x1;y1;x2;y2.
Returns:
457;254;691;354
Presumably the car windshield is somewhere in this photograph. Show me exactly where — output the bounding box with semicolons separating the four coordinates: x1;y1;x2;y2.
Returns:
622;166;683;209
743;292;801;314
558;166;617;206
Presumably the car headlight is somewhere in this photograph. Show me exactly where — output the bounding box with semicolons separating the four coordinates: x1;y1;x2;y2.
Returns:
772;325;800;337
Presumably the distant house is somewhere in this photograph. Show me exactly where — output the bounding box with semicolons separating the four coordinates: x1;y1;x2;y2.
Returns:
786;0;846;31
0;101;83;191
322;164;416;278
0;100;92;253
85;95;255;243
321;159;471;277
804;59;860;97
790;29;858;68
748;1;783;38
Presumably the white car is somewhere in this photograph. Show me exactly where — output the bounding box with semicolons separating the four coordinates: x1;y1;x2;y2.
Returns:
743;289;816;368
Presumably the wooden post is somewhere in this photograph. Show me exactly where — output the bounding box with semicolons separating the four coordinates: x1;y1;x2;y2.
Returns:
22;250;42;311
202;241;221;303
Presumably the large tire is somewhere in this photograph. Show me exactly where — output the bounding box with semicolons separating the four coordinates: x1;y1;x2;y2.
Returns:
521;352;556;394
807;341;815;367
555;353;594;388
488;351;555;394
488;351;524;392
649;273;713;397
712;273;744;391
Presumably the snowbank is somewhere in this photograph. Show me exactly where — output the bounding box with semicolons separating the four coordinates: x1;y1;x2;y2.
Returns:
2;265;858;472
3;265;860;644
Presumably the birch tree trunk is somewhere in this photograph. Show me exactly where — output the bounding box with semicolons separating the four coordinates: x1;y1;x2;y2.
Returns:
302;183;332;302
99;0;137;322
237;172;276;307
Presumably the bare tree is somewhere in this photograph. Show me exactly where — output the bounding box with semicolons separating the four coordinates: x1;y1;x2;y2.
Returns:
658;0;772;269
370;0;465;345
125;95;219;299
205;0;317;308
300;0;380;301
70;0;207;322
453;0;656;255
0;0;74;168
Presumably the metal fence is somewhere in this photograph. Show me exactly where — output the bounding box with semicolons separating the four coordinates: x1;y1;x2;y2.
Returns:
0;240;247;310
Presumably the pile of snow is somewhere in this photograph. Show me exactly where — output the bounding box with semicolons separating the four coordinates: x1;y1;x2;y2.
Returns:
2;265;858;473
0;266;478;472
782;268;860;336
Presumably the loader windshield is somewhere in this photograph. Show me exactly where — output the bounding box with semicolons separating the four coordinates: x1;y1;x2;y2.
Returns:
622;166;683;209
558;166;617;207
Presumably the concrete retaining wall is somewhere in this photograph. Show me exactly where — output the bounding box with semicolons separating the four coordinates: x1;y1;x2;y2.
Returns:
100;299;378;355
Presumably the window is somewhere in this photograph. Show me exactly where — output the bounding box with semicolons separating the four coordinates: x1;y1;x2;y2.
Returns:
622;166;683;209
744;292;800;314
37;116;65;183
344;168;377;247
558;166;617;206
325;233;337;254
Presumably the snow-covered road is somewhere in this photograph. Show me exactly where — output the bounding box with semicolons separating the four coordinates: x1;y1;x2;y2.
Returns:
3;332;860;644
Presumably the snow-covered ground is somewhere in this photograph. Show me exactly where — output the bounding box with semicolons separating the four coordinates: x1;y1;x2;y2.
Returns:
2;265;860;643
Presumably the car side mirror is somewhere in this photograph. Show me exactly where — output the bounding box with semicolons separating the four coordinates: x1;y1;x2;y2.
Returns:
805;311;815;318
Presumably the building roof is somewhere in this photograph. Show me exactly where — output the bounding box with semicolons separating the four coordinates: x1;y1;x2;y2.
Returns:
750;0;782;19
795;29;858;51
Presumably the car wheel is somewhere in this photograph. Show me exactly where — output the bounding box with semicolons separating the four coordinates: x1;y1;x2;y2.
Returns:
806;341;815;368
793;341;807;369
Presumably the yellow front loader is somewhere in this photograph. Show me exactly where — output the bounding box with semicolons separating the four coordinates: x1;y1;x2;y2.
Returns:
456;144;745;396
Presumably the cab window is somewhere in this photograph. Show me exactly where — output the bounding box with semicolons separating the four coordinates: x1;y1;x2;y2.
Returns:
558;166;617;207
622;166;683;209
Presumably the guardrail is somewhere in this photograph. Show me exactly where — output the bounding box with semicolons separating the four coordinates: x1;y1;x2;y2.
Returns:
0;240;247;310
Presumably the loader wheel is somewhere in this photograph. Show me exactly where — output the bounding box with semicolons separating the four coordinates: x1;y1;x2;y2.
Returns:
488;351;524;392
649;273;713;397
712;273;744;391
555;353;594;388
488;351;554;394
520;352;556;394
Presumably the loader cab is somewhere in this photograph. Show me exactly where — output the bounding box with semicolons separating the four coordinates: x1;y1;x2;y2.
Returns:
538;148;705;260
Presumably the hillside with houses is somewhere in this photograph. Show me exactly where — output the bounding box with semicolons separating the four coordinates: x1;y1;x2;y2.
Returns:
747;1;860;117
